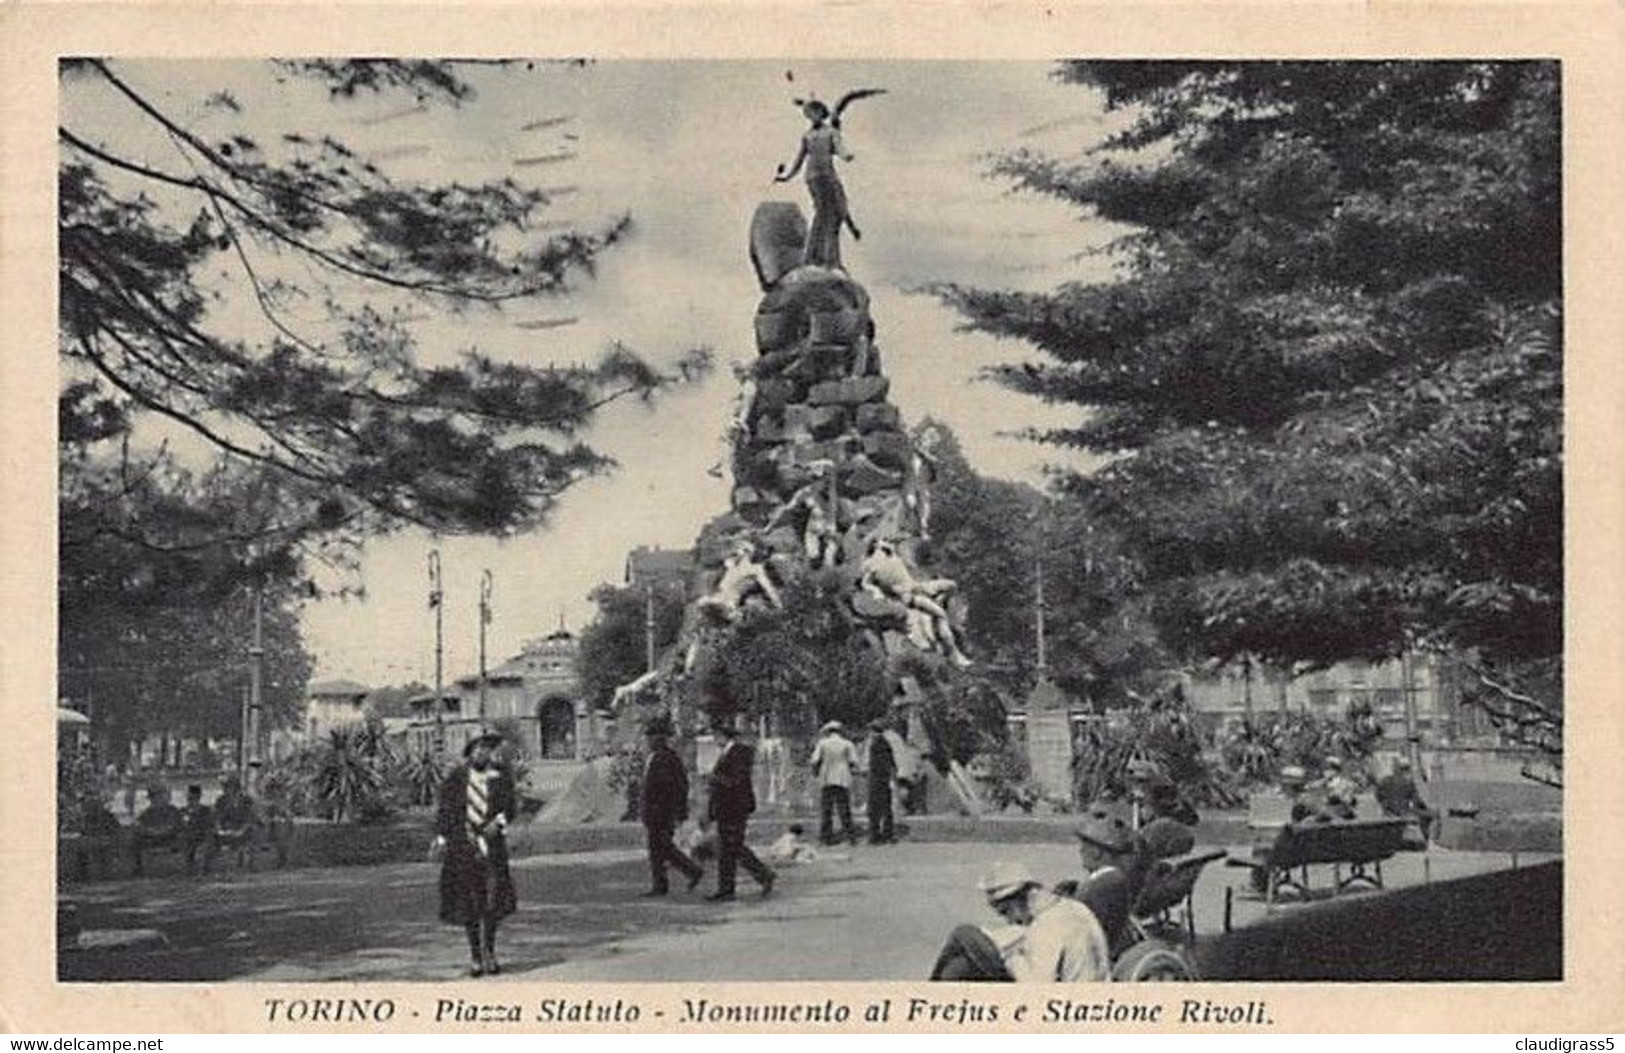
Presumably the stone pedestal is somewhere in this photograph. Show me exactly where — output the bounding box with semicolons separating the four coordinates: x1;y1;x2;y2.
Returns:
1025;708;1074;805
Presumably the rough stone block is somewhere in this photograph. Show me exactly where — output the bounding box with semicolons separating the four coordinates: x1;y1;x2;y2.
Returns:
809;307;868;345
750;201;808;290
755;310;806;353
856;402;902;433
754;378;799;414
802;343;852;382
751;414;787;444
781;404;817;439
771;265;870;314
808;404;849;440
809;375;890;406
863;430;912;470
841;453;904;495
731;486;770;513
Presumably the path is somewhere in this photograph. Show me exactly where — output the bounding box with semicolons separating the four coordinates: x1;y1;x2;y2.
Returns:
61;834;1550;982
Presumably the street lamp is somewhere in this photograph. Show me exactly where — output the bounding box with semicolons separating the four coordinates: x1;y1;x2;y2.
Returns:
478;569;494;732
427;550;445;756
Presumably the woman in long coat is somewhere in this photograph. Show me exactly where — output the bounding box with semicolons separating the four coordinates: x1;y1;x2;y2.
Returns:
434;732;517;976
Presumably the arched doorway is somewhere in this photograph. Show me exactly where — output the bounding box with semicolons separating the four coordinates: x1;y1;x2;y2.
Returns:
537;697;576;760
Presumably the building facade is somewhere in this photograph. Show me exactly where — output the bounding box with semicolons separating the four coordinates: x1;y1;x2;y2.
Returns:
404;629;596;767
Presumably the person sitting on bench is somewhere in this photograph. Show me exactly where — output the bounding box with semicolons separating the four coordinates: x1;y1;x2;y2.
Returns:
214;775;260;864
130;785;184;876
1139;780;1198;864
1055;808;1141;957
1318;757;1359;820
73;790;122;880
1375;756;1436;841
180;784;218;874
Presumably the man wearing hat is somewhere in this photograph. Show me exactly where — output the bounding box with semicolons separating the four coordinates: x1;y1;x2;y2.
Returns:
1058;806;1142;957
864;718;898;844
433;731;517;976
809;720;859;846
640;714;704;896
706;716;776;901
1278;764;1320;823
929;861;1110;982
1319;756;1359;819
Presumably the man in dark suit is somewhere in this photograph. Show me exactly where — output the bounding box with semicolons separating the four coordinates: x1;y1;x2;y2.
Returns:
705;717;776;901
641;714;704;896
1056;806;1140;958
865;718;897;844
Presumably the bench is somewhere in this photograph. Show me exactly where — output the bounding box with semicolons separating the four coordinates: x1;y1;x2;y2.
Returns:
1134;848;1227;940
1226;817;1409;911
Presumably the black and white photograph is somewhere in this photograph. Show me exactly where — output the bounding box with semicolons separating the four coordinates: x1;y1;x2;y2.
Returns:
50;54;1565;991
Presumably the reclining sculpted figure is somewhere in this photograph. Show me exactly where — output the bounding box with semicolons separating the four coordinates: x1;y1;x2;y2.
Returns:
859;538;970;667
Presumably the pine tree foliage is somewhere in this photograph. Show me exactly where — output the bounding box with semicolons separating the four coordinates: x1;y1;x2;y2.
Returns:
59;58;709;603
939;62;1561;748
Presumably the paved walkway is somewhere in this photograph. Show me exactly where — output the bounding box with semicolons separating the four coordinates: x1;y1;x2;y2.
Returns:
60;833;1551;983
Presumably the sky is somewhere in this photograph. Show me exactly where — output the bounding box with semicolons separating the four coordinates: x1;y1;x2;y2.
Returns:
63;59;1126;687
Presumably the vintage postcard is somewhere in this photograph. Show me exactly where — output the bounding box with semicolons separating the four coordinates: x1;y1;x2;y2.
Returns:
3;0;1622;1036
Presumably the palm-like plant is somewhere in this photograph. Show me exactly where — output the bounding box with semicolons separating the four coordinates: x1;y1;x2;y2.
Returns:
313;726;385;822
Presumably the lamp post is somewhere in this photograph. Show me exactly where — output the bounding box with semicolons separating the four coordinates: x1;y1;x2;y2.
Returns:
478;569;493;731
246;561;265;795
428;550;445;756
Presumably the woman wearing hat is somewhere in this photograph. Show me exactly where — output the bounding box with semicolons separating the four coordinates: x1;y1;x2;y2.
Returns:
433;732;518;976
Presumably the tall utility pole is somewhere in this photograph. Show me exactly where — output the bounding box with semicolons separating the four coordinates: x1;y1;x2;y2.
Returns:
1400;649;1423;775
428;550;445;755
478;569;493;731
1033;552;1048;679
247;574;264;795
644;582;657;673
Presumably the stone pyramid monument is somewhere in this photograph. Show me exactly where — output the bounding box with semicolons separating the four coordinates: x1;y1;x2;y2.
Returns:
599;195;984;810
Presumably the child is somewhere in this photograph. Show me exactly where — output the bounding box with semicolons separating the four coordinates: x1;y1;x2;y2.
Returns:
767;823;821;866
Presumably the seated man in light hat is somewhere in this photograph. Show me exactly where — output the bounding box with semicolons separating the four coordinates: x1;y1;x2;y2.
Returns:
928;861;1111;982
1319;756;1359;820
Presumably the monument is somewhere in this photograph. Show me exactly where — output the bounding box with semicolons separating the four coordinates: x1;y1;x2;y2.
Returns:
601;89;984;813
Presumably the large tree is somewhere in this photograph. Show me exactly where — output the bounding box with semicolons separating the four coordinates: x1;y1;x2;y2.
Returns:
919;422;1165;709
59;58;707;602
940;62;1561;766
59;59;707;746
574;581;686;712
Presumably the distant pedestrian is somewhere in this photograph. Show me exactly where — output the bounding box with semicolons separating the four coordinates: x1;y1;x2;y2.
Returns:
809;721;859;845
705;716;775;901
640;714;704;897
434;732;517;977
865;719;897;844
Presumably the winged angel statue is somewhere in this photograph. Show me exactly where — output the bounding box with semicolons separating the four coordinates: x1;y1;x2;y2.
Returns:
773;88;886;268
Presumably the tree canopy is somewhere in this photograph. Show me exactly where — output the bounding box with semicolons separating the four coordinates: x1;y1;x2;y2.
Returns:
940;61;1561;766
574;581;686;712
59;58;709;606
58;59;707;748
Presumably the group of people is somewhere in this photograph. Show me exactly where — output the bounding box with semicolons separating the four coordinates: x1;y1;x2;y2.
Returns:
929;779;1201;982
72;774;266;879
807;718;914;846
1274;753;1435;839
